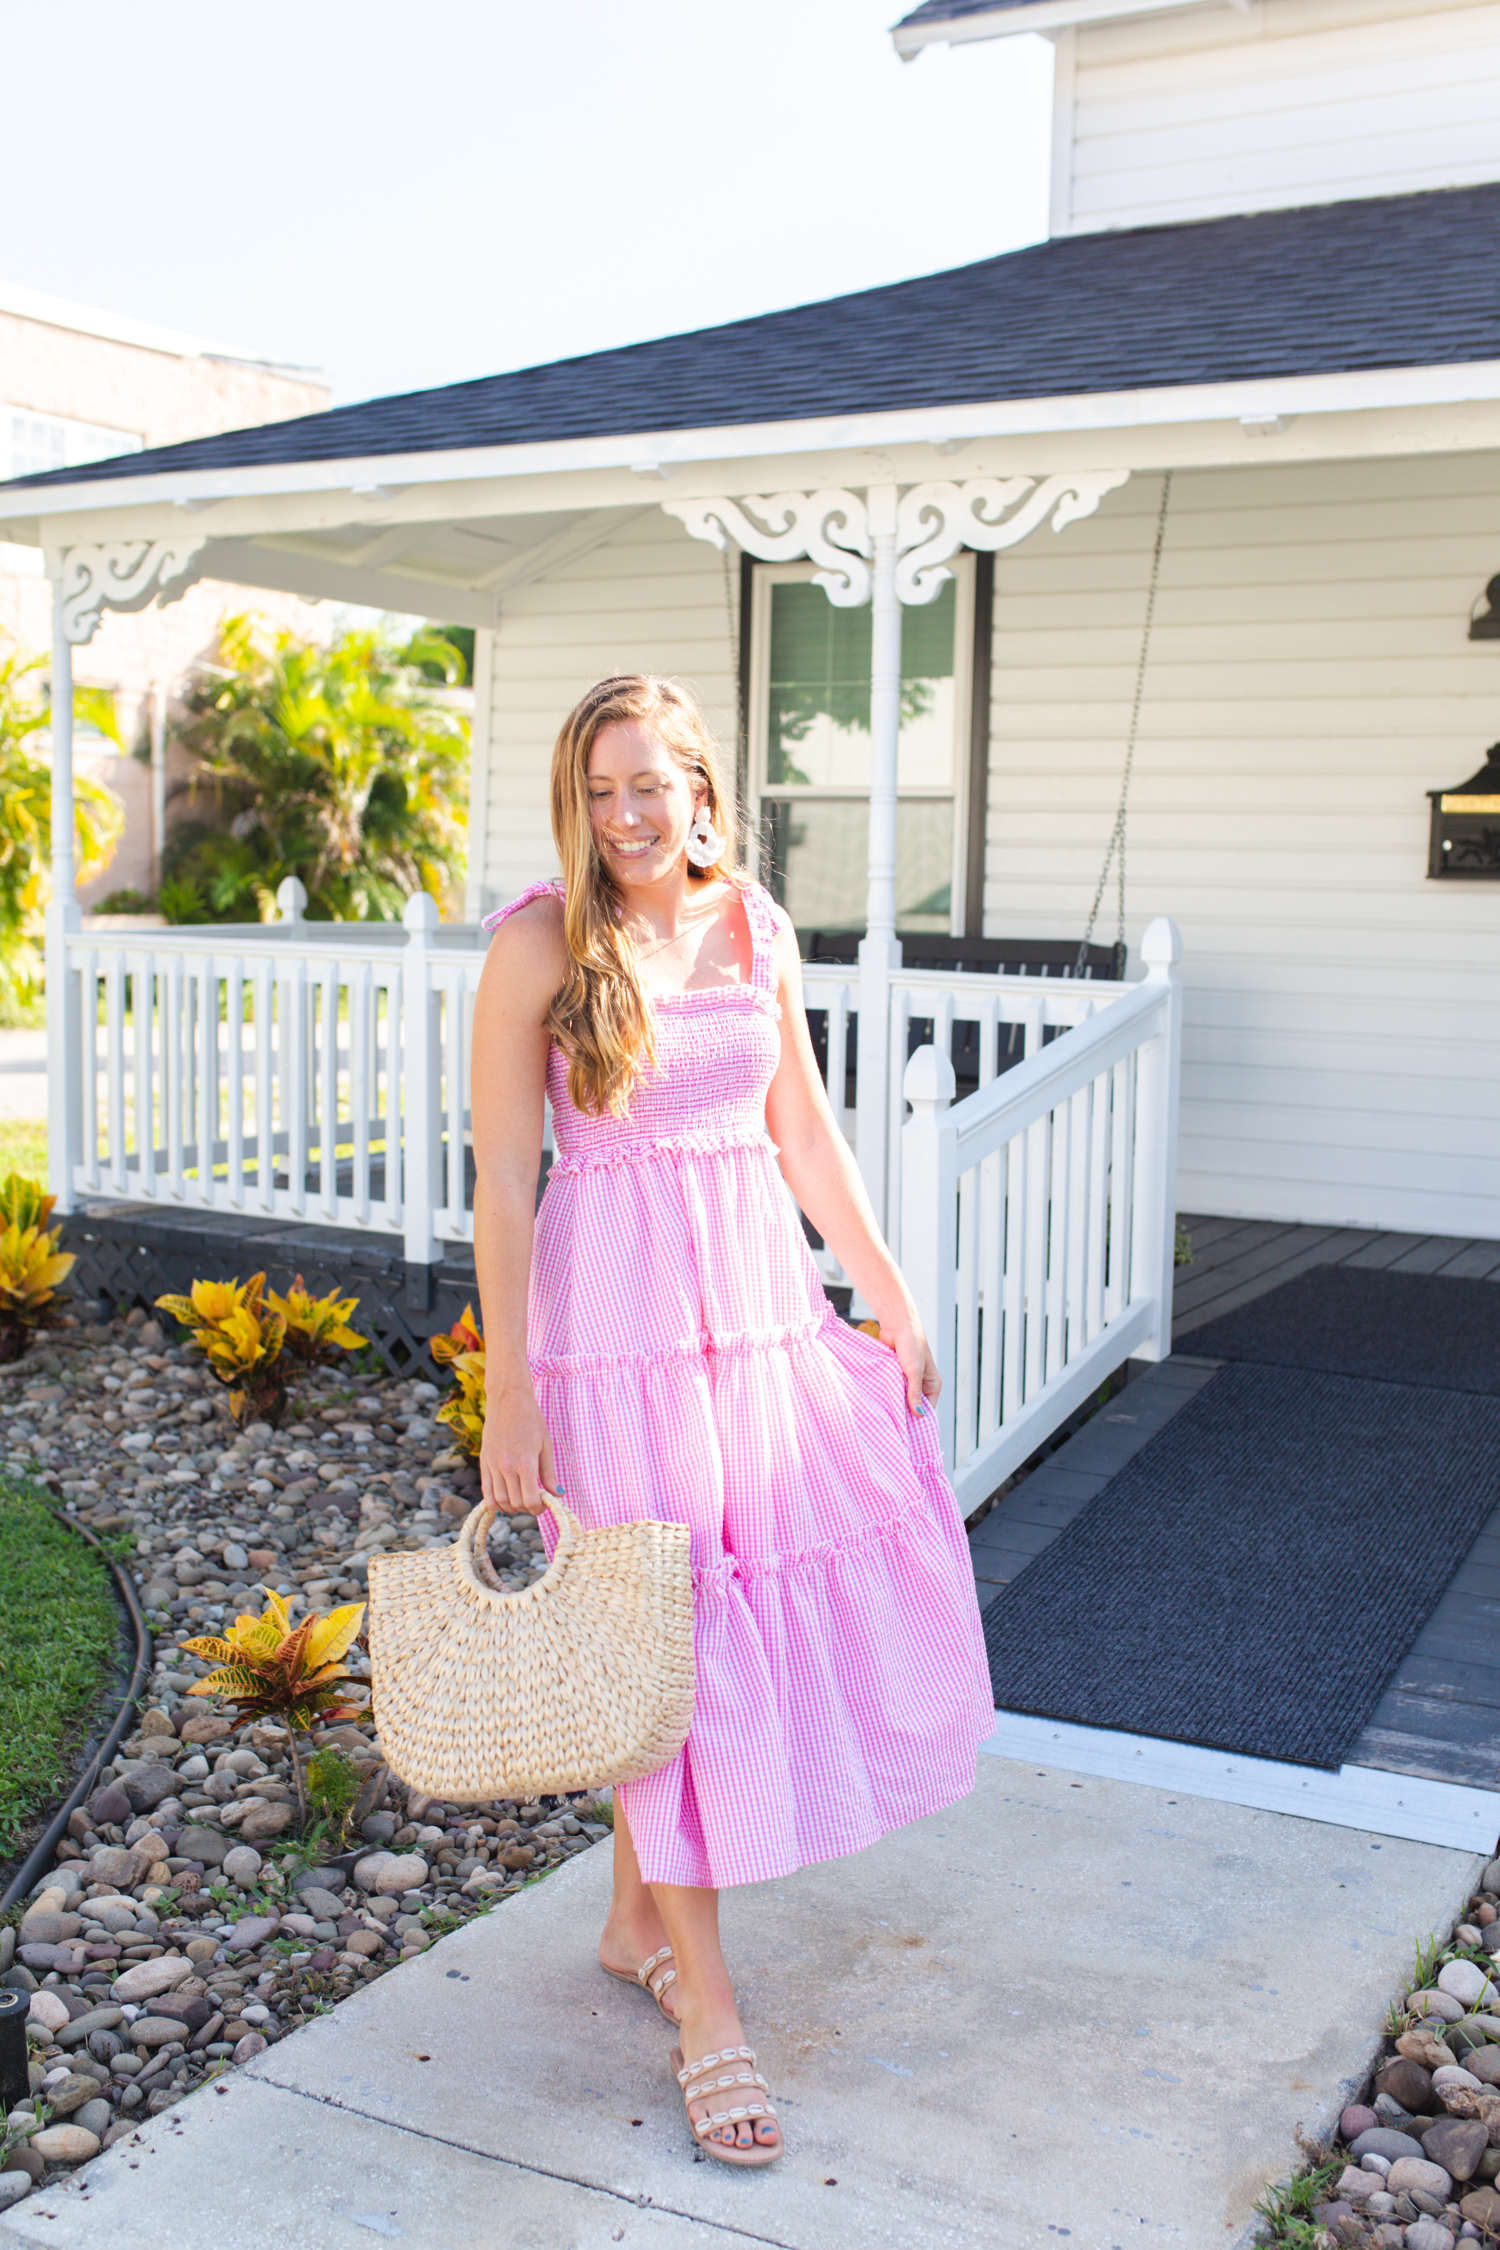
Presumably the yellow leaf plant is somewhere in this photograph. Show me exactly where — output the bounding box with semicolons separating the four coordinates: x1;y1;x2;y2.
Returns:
0;1172;76;1363
180;1591;367;1830
155;1272;287;1427
267;1275;368;1367
431;1302;485;1460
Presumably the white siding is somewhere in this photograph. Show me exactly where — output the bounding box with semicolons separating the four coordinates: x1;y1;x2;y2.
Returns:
1063;0;1500;233
985;453;1500;1236
475;509;738;916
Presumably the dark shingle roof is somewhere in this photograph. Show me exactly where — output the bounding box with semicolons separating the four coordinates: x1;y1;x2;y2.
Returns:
895;0;1042;23
8;184;1499;493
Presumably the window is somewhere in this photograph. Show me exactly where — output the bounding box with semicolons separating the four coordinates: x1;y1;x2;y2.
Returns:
747;557;974;935
1;407;142;482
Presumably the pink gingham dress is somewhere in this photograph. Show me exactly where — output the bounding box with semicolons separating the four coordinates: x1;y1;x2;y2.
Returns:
483;876;994;1888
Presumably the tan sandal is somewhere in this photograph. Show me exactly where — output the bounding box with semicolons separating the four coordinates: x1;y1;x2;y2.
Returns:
669;2044;782;2168
600;1944;679;2024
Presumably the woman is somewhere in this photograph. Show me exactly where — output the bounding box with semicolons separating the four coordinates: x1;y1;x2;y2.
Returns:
469;674;993;2170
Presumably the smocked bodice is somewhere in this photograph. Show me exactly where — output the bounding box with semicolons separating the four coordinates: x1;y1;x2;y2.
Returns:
483;878;783;1173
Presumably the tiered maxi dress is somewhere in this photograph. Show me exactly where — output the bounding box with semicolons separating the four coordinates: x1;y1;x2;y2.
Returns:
484;876;994;1890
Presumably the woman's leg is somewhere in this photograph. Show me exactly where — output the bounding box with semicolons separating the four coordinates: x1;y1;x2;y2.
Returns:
651;1881;780;2152
598;1801;678;2020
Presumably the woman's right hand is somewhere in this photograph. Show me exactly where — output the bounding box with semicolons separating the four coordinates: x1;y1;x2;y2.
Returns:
480;1379;560;1515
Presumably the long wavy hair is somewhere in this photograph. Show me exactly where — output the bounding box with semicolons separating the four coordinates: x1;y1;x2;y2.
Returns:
548;674;741;1118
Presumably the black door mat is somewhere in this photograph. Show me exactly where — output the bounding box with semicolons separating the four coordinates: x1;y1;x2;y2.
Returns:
982;1360;1500;1769
1183;1265;1500;1394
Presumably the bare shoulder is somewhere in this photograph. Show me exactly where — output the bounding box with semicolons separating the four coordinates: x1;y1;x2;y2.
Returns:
759;893;805;986
480;888;567;1016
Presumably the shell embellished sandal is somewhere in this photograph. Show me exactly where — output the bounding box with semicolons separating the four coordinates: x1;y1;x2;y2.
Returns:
601;1944;680;2023
669;2044;783;2168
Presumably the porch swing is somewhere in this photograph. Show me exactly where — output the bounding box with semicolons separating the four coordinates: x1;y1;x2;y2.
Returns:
802;473;1172;1107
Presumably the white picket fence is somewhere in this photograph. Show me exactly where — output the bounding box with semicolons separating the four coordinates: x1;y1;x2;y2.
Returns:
55;885;1183;1508
56;881;485;1263
899;918;1183;1514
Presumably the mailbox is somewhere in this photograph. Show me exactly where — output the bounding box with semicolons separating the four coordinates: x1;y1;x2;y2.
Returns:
1428;743;1500;879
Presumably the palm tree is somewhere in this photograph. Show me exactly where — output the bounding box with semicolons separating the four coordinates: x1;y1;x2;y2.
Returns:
162;616;469;923
0;634;124;1015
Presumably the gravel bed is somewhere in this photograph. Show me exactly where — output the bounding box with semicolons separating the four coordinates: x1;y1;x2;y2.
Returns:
0;1311;604;2211
1271;1866;1500;2248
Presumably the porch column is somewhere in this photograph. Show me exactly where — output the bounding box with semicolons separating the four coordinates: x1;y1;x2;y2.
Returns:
46;580;81;1209
856;483;903;1239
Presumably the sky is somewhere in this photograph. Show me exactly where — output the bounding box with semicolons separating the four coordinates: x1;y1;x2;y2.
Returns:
5;0;1053;406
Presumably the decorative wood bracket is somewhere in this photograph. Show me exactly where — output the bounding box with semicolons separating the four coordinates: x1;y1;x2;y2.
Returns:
895;471;1133;603
54;538;208;644
665;471;1130;608
662;490;872;606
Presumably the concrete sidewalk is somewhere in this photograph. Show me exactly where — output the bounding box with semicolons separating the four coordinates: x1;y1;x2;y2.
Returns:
0;1030;46;1122
0;1754;1480;2250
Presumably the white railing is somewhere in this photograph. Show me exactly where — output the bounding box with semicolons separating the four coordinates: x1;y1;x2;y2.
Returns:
899;918;1183;1516
55;879;492;1264
55;881;1181;1471
800;955;1128;1275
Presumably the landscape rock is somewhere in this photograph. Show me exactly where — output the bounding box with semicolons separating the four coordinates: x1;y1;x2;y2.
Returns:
56;2007;123;2048
1398;2026;1456;2072
1441;1961;1498;2010
1462;2185;1500;2229
1406;2221;1455;2250
1;2148;43;2183
86;1847;139;1887
1423;2114;1488;2180
221;1845;263;1885
0;2176;31;2212
72;2100;112;2140
29;2126;100;2165
120;1763;178;1813
112;1954;192;2003
88;1786;131;1825
294;1886;346;1920
25;1992;68;2034
1377;2059;1437;2114
1350;2128;1427;2163
132;2017;189;2048
227;1916;280;1952
43;2074;103;2118
1388;2156;1454;2200
1409;1990;1466;2024
374;1854;428;1895
232;2032;267;2063
239;1803;294;1841
174;1824;231;1867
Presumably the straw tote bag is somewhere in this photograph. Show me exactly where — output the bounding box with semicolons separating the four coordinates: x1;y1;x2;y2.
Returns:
367;1495;696;1803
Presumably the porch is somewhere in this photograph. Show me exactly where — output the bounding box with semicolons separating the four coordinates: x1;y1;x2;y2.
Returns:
969;1215;1500;1849
51;893;1187;1519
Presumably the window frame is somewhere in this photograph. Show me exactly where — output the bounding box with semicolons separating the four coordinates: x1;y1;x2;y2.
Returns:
745;553;977;938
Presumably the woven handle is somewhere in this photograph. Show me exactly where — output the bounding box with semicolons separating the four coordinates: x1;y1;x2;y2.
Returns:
456;1494;580;1600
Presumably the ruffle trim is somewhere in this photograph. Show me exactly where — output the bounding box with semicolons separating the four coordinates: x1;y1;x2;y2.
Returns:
691;1462;951;1594
547;1126;779;1177
530;1305;840;1378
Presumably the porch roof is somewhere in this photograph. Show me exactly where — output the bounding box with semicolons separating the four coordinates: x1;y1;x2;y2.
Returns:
5;181;1499;499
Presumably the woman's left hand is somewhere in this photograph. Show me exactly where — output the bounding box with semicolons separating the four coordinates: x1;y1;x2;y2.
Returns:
877;1318;942;1416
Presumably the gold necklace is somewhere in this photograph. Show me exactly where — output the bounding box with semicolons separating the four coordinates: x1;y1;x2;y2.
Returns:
625;895;723;961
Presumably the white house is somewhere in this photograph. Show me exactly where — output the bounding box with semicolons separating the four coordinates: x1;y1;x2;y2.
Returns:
1;0;1496;1312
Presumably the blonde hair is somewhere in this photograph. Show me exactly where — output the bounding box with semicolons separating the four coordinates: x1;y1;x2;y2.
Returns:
547;674;741;1118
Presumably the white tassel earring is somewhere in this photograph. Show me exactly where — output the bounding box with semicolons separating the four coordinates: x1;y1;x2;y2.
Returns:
685;807;726;869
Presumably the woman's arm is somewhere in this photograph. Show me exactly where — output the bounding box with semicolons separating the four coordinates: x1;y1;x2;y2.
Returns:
469;895;568;1513
761;910;939;1414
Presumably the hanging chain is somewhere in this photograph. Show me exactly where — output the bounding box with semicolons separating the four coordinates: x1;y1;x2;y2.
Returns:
722;544;745;771
1076;469;1173;975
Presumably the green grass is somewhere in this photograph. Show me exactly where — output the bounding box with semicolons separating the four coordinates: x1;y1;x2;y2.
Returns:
0;1121;46;1185
0;1477;121;1857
